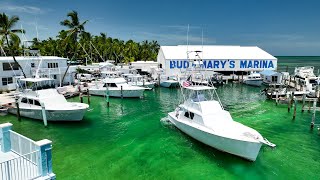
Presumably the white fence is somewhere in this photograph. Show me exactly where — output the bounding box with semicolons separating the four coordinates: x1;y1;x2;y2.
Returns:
9;131;37;156
0;150;40;180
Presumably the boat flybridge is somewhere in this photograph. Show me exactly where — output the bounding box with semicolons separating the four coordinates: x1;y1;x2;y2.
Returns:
167;84;276;161
122;74;155;89
8;78;89;121
89;71;146;98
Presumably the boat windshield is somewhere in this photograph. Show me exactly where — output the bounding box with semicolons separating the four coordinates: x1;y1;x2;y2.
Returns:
188;89;213;102
18;78;55;91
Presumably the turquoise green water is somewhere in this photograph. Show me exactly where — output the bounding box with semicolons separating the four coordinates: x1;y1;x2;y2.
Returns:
0;57;320;179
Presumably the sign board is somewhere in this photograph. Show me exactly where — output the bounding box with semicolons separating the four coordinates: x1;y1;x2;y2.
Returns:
167;59;277;71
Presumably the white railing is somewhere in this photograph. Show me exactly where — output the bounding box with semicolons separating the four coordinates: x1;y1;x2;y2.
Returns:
0;150;41;180
9;130;37;156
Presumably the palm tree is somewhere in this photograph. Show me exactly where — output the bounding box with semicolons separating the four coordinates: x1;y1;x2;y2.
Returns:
0;13;26;78
60;10;88;84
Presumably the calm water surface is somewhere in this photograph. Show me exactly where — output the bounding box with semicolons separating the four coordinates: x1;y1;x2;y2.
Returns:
0;57;319;179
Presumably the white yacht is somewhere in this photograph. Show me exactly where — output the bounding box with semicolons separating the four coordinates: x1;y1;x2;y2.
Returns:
122;74;155;89
243;73;263;87
89;76;145;98
167;84;275;161
160;75;180;88
8;78;89;121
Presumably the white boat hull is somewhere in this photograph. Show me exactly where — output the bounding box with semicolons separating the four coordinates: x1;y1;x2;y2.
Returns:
8;106;87;121
244;79;263;87
130;82;155;89
168;112;262;161
89;88;144;98
160;80;180;88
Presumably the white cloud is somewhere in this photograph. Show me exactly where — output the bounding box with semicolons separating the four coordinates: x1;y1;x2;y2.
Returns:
0;3;44;14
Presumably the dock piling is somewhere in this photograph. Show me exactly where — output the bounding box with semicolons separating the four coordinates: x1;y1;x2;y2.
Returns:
40;102;47;127
87;89;90;105
292;97;297;120
80;93;83;103
15;97;21;121
302;94;306;112
288;93;291;112
106;86;110;107
276;92;279;106
121;86;123;99
311;100;317;129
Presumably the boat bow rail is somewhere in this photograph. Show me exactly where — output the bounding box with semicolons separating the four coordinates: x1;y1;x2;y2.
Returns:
260;138;276;148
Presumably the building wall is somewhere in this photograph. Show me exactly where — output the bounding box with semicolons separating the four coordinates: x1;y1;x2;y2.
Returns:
0;57;73;90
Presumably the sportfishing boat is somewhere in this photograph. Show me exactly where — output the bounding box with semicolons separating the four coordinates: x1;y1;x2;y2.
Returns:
160;75;180;88
89;76;145;98
167;84;275;161
8;78;89;121
122;74;155;89
243;73;263;87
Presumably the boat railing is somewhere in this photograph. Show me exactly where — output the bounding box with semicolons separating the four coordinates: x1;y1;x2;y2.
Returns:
0;150;41;180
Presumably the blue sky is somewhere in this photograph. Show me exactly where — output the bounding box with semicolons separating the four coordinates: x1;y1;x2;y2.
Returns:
1;0;320;55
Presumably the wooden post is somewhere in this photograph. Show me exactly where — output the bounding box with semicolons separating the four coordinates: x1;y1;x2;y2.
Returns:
87;89;90;105
238;74;240;82
158;74;160;86
106;86;110;107
241;72;244;83
311;100;317;129
288;93;291;112
80;93;83;103
276;92;279;106
120;85;123;99
292;97;297;120
308;100;311;113
143;79;145;87
291;92;294;108
15;97;21;121
302;94;306;112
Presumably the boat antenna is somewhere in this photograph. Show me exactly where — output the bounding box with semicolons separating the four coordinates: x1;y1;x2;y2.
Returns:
35;18;39;41
187;24;189;59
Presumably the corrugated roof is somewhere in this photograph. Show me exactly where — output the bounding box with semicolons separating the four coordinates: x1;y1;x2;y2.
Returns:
160;45;276;60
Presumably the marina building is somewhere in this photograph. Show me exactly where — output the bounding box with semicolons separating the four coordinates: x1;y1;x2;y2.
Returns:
0;55;74;90
157;45;277;76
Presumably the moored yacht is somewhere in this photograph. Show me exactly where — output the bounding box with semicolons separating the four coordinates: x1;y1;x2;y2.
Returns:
122;74;155;89
167;84;275;161
160;75;180;88
8;78;89;121
243;73;263;87
89;76;145;98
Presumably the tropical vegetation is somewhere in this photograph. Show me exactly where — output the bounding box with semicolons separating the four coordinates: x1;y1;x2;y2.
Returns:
0;13;26;77
0;11;160;67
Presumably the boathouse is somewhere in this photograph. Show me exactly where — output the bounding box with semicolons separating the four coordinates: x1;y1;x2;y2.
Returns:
0;56;75;90
157;45;277;76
